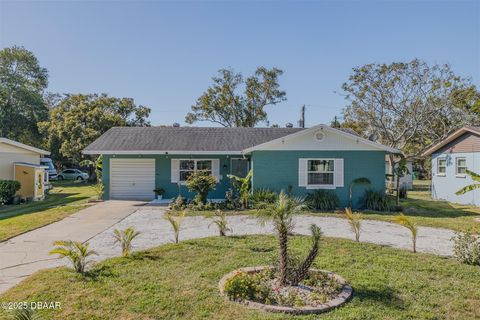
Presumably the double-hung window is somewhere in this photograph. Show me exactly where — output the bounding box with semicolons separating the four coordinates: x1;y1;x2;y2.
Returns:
455;157;467;177
437;158;446;176
179;159;212;182
307;159;335;186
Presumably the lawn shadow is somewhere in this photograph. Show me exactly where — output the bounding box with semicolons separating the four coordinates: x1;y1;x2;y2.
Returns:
131;251;164;262
353;286;406;310
84;265;117;281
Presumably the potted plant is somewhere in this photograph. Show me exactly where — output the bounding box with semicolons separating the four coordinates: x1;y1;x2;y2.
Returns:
153;187;165;200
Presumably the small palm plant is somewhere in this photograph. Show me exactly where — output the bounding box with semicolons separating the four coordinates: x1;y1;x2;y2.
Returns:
164;210;186;243
49;240;97;273
349;177;370;208
455;170;480;195
227;169;253;209
209;210;232;236
113;227;141;257
92;182;104;200
10;307;43;320
393;214;418;253
291;224;322;285
345;207;362;242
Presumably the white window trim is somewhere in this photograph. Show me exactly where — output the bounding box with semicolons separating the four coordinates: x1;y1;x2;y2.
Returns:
306;158;336;188
230;158;250;176
437;157;446;177
455;157;467;178
178;159;215;183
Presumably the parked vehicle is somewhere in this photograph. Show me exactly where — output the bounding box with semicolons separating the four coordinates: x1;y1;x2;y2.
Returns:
58;169;89;181
40;157;57;180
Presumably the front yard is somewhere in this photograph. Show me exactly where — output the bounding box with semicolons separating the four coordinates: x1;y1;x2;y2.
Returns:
1;235;478;319
0;181;96;241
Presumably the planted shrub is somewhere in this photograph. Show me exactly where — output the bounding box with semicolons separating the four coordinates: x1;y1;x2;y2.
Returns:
250;189;278;208
361;189;393;211
305;190;339;211
164;211;185;243
113;227;141;257
209;210;232;236
0;180;21;204
393;214;418;253
344;207;362;242
49;240;97;274
452;231;480;266
185;171;217;205
170;196;187;210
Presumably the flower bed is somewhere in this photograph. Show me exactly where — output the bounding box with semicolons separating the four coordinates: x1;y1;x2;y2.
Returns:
219;266;353;315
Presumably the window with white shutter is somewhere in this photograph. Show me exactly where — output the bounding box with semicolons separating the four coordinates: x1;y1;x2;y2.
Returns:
299;158;344;189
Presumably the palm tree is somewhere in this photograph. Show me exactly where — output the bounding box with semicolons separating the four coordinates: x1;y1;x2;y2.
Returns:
113;227;141;257
164;210;186;243
49;240;97;273
209;210;232;236
344;207;362;242
393;214;418;253
257;191;305;286
291;224;322;285
227;170;252;209
349;177;371;208
455;170;480;195
10;307;43;320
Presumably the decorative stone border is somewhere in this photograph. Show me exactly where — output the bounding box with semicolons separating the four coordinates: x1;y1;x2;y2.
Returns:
218;266;353;315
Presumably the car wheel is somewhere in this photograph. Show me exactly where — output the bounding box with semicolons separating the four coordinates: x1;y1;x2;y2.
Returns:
58;176;64;181
76;176;84;181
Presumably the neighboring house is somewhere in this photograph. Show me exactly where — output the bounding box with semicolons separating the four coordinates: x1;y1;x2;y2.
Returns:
0;138;50;201
385;157;413;190
422;126;480;206
83;124;399;207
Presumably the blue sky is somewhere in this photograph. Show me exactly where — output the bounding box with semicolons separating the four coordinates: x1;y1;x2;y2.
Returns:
1;1;479;127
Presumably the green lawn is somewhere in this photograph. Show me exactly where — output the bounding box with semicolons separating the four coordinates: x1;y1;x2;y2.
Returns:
1;235;478;319
0;181;96;241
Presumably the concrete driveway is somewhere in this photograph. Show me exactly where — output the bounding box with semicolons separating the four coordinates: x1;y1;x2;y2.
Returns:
0;200;143;294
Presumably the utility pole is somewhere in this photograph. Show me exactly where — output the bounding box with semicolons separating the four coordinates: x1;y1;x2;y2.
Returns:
298;105;305;128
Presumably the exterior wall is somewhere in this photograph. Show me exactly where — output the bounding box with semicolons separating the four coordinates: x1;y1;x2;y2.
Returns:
437;132;480;153
0;143;40;180
385;160;413;190
14;165;35;198
251;150;387;208
431;151;480;206
102;154;240;200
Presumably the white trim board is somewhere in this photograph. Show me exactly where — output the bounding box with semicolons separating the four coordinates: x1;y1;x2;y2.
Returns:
83;150;243;155
0;138;50;155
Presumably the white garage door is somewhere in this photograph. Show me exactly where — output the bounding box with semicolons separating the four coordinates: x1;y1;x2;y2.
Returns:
110;158;155;200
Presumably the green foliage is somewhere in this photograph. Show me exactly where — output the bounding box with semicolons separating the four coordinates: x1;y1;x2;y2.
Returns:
305;190;339;211
349;177;371;208
0;46;48;145
0;180;21;205
38;93;151;165
344;207;362;242
452;231;480;266
209;210;232;236
91;183;104;201
250;188;278;208
227;170;252;209
113;227;141;257
455;170;480;195
164;211;185;244
185;171;217;205
361;189;393;212
10;307;43;320
153;187;165;196
398;184;408;199
49;240;97;273
170;196;187;211
186;67;286;127
223;271;258;301
393;214;418;253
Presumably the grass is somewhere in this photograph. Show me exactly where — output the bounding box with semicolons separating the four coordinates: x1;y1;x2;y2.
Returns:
0;235;478;319
0;181;96;241
177;180;480;233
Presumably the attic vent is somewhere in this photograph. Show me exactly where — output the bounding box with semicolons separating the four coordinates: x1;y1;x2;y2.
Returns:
173;123;180;127
285;123;293;128
314;131;325;141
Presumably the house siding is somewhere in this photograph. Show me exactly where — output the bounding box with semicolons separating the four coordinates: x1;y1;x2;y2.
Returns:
102;154;238;200
251;150;386;208
431;151;480;206
436;132;480;154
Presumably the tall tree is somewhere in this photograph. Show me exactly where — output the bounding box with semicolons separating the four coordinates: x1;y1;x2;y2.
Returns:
0;46;48;144
39;93;150;165
341;59;477;172
186;67;286;127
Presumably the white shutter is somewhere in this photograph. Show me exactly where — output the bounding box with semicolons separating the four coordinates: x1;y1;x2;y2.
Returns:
298;159;307;187
212;159;220;182
171;159;180;183
334;159;344;187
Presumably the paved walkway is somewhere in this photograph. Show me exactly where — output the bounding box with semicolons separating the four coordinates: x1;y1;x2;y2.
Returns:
1;206;456;295
0;201;142;294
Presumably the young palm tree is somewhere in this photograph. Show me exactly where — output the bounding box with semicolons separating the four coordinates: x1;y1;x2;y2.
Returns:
227;170;253;209
455;170;480;195
349;177;370;208
345;207;362;242
49;240;97;273
291;224;322;285
10;307;43;320
209;210;232;236
164;210;186;243
393;214;418;253
257;190;305;286
113;227;141;257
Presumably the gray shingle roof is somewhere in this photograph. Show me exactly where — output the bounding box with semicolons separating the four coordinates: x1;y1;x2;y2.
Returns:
84;126;305;153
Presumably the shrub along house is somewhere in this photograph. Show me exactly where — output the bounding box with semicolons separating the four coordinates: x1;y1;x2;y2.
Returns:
83;124;399;208
422;126;480;206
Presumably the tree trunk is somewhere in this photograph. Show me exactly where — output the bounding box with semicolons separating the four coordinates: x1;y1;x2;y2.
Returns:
388;155;396;194
278;229;289;286
292;241;319;285
396;173;400;207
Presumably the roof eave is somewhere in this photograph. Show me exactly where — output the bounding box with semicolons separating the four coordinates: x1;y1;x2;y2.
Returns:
82;150;244;155
421;127;479;156
0;138;50;155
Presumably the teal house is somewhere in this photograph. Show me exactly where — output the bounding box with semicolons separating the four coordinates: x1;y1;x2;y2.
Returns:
83;124;399;208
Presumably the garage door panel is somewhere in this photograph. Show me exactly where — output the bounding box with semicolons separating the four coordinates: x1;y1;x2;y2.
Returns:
110;158;155;200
